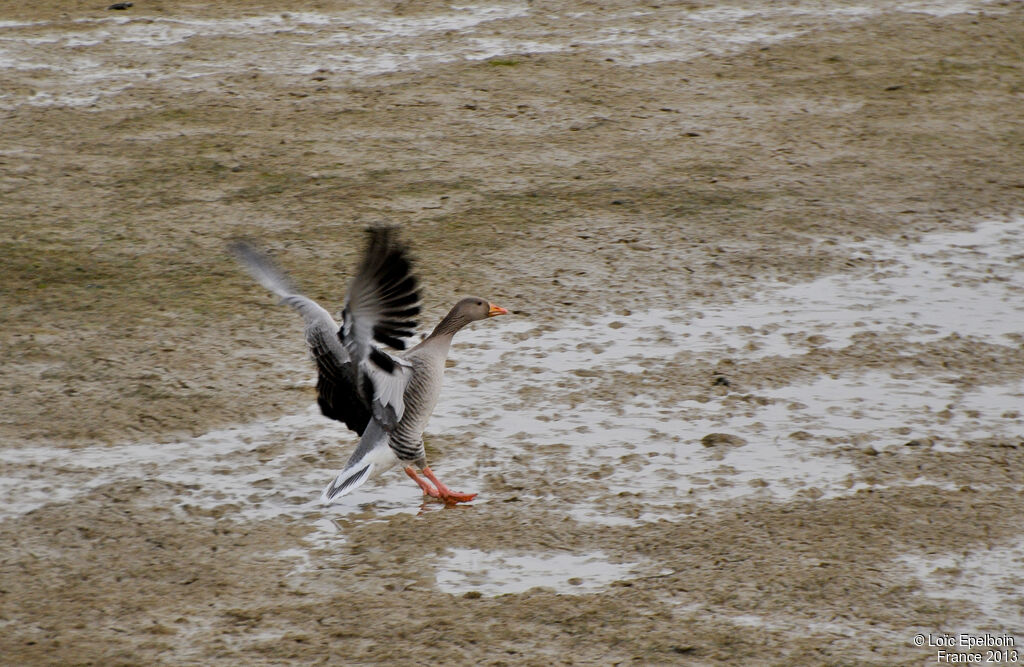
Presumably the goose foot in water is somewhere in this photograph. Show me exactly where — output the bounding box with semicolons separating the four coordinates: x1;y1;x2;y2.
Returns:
405;466;477;504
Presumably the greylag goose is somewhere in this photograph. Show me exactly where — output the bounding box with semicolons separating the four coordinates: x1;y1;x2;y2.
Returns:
230;228;507;505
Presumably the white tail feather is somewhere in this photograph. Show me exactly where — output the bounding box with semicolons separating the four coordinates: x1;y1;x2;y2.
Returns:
320;422;400;506
321;463;374;505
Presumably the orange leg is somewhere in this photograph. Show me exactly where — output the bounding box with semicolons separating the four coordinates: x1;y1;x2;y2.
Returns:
404;466;439;498
422;466;477;504
404;466;476;504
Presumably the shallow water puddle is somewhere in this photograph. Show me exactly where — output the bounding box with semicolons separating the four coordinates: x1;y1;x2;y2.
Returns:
435;218;1024;520
0;214;1019;609
0;4;530;108
435;549;638;596
0;405;441;521
648;220;1024;358
0;409;325;519
896;539;1024;633
764;374;1024;447
2;219;1021;529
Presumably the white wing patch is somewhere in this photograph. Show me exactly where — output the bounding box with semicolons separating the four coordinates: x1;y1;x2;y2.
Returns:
363;354;413;429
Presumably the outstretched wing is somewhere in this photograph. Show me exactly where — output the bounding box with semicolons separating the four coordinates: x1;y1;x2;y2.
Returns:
338;227;422;429
230;227;422;434
229;240;372;435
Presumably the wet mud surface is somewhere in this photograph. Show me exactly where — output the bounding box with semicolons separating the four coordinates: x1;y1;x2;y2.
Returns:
1;0;1023;664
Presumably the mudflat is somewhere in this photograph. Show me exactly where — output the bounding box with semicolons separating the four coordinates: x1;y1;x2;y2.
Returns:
1;1;1022;664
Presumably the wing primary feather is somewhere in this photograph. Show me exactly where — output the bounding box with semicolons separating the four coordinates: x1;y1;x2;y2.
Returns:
342;225;423;354
374;321;419;337
329;226;422;433
369;347;397;373
373;333;408;351
383;305;421;319
375;317;419;329
376;277;419;303
228;240;298;297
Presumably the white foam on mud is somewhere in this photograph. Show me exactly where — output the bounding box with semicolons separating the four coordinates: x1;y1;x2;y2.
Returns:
434;548;638;595
0;0;1000;109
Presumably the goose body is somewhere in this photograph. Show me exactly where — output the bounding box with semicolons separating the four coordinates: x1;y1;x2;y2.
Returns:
230;228;507;505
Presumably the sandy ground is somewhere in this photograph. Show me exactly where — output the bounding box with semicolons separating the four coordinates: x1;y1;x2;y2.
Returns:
1;0;1023;664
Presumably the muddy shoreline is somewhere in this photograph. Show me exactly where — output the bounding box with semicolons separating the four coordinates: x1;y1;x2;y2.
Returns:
2;1;1023;664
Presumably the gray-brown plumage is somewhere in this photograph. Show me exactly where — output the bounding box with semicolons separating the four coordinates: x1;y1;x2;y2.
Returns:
229;228;507;505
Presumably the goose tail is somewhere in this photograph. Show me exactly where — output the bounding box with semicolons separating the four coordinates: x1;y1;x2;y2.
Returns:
321;462;375;505
320;422;398;506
